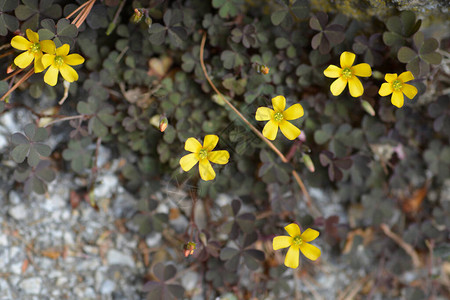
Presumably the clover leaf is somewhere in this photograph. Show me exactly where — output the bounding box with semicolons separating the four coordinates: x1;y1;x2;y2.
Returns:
352;34;385;66
271;0;309;26
231;24;257;48
62;137;93;174
13;160;55;194
77;97;116;138
310;12;345;54
38;18;78;48
398;32;442;77
143;263;185;300
0;0;19;35
148;9;187;47
319;150;352;182
382;10;421;48
221;199;256;240
15;0;62;32
219;232;265;271
11;123;51;167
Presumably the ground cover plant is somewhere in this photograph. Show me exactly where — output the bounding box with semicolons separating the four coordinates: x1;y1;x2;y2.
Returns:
0;0;449;299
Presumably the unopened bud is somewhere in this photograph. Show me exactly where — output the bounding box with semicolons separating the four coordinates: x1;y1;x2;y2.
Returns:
260;65;269;74
199;232;207;246
372;70;383;80
183;242;196;257
302;154;315;172
7;63;16;74
145;16;152;27
361;99;375;116
132;8;143;23
159;116;168;132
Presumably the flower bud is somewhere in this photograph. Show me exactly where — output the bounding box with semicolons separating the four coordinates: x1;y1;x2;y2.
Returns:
302;154;315;172
183;242;196;257
361;100;375;116
260;65;269;74
159;116;168;132
132;8;143;23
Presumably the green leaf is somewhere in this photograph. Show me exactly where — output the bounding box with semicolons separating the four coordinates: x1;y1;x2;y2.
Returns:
34;143;51;157
148;23;166;45
0;14;19;35
397;46;416;63
271;10;288;26
0;0;19;11
421;52;442;65
56;18;77;38
11;144;30;163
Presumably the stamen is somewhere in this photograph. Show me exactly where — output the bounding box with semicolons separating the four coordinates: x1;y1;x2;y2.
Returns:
392;80;403;91
341;67;352;79
273;112;284;122
198;149;208;160
292;236;303;246
30;43;41;53
54;56;64;67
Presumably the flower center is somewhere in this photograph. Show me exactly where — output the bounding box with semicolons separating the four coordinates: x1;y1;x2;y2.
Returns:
292;236;303;246
30;43;41;53
392;79;403;91
54;56;64;67
341;67;352;79
273;112;284;122
198;149;208;160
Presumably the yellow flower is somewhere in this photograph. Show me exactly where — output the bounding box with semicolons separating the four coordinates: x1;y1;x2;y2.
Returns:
179;134;230;181
10;29;54;73
273;223;321;269
255;95;304;140
324;51;372;97
42;44;85;86
378;71;418;108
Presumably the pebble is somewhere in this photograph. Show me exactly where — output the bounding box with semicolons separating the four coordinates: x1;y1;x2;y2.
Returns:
100;279;116;294
19;277;42;295
8;204;28;220
106;249;135;268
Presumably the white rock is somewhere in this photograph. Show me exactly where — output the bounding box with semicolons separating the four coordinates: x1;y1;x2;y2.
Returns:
8;191;21;205
0;233;8;246
100;279;116;294
106;249;135;268
19;277;42;294
8;204;27;220
145;232;162;248
181;271;198;290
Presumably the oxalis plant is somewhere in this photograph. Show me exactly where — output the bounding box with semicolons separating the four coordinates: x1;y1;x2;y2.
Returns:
0;1;448;299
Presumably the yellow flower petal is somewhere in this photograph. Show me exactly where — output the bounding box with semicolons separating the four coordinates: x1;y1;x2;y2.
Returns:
301;228;319;242
340;51;355;68
64;54;85;66
284;246;299;268
271;95;286;112
283;103;304;120
352;63;372;77
26;29;39;43
40;40;56;54
11;36;32;51
398;71;414;83
384;73;397;83
402;83;418;99
378;83;393;96
348;77;364;97
14;51;34;68
262;120;279;140
44;65;59;86
208;150;229;165
330;77;347;96
179;153;199;171
199;159;215;181
279;120;301;140
273;236;292;250
56;44;70;57
299;242;321;261
203;134;219;151
391;90;404;108
284;223;301;237
323;65;342;78
59;64;78;82
34;56;45;73
185;137;202;153
255;107;273;121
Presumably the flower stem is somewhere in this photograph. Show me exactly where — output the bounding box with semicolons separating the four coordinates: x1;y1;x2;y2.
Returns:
0;68;34;102
199;32;319;216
